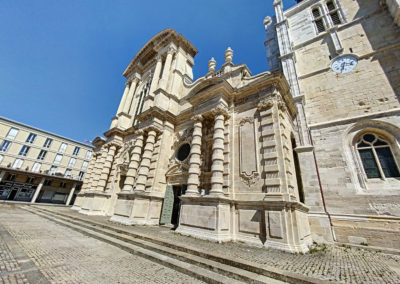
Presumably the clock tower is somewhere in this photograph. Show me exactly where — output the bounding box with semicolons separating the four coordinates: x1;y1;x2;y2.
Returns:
265;0;400;249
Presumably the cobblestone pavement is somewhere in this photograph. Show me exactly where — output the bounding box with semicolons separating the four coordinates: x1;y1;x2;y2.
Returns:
0;205;205;284
48;206;400;284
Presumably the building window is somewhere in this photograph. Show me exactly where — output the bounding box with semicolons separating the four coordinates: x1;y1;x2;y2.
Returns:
85;150;92;160
81;161;88;170
326;1;341;25
312;7;325;33
26;177;35;184
0;140;11;152
13;158;24;169
60;182;67;188
26;133;37;143
44;179;52;186
73;146;80;156
49;165;57;175
54;154;63;164
43;138;53;148
78;171;84;180
65;168;72;178
68;157;76;167
19;145;30;156
6;128;19;140
32;162;41;172
37;150;47;160
356;133;400;179
6;174;16;181
59;143;67;153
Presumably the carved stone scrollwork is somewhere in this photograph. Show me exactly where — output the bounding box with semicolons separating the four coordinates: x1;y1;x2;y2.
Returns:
239;116;260;187
257;93;287;112
240;172;260;187
239;117;254;126
257;97;274;111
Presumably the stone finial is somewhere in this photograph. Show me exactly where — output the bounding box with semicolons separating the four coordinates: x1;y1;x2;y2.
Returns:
224;47;233;64
208;57;216;73
264;16;272;30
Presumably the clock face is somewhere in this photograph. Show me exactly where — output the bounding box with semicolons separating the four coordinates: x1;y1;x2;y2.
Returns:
331;55;358;74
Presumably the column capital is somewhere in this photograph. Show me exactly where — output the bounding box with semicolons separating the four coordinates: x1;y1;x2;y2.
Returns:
155;54;162;62
210;105;230;120
191;114;204;122
144;126;162;136
166;46;176;55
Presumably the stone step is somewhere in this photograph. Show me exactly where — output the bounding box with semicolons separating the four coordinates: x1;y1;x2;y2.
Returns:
29;206;329;284
25;208;245;284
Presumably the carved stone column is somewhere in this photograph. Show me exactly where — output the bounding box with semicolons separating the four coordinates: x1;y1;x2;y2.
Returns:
122;131;144;191
116;82;130;115
81;155;97;192
135;130;157;192
91;150;107;190
149;55;163;95
122;78;139;114
97;144;118;190
186;115;203;195
210;108;228;195
159;47;175;90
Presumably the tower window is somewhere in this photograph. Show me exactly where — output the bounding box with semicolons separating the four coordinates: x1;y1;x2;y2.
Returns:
356;133;400;179
326;1;341;25
312;7;326;33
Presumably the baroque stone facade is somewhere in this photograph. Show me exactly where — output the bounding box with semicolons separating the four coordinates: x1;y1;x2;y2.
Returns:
73;29;312;253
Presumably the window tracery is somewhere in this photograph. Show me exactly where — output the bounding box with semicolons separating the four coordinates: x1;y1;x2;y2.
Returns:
356;133;400;179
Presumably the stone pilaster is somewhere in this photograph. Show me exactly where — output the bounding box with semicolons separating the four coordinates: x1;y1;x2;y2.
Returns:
97;145;117;190
135;130;157;192
186;115;203;195
122;131;144;191
122;78;139;114
149;55;163;95
159;47;175;90
210;108;228;196
116;82;130;115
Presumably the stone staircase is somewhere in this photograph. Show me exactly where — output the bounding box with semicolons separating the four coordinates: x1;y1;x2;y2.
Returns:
23;206;331;284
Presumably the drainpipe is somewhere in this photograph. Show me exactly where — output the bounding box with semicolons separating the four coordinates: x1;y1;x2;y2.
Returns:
309;130;337;242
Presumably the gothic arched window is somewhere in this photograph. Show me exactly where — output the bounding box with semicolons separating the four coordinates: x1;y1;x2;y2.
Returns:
356;133;400;179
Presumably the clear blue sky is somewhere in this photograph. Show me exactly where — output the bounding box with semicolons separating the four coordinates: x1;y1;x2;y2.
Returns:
0;0;296;143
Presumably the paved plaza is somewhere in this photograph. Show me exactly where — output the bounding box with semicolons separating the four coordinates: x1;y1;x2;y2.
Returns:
1;204;400;283
0;204;205;284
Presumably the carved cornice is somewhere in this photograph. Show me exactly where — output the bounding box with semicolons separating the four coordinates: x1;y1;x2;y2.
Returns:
257;93;287;113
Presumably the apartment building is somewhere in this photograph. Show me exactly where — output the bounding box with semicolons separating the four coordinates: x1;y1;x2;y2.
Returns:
0;116;93;205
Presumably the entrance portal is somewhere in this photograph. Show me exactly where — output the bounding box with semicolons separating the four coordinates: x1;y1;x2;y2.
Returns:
160;184;186;227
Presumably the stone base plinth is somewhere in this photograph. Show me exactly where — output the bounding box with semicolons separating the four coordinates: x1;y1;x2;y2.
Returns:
176;195;312;253
71;194;84;211
109;192;163;226
176;196;232;243
78;191;111;216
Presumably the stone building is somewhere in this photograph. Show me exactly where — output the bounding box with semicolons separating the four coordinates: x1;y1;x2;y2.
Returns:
73;29;312;253
74;0;400;252
0;116;93;205
264;0;400;249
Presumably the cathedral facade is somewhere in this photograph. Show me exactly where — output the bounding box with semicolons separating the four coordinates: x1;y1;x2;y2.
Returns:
73;0;400;252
